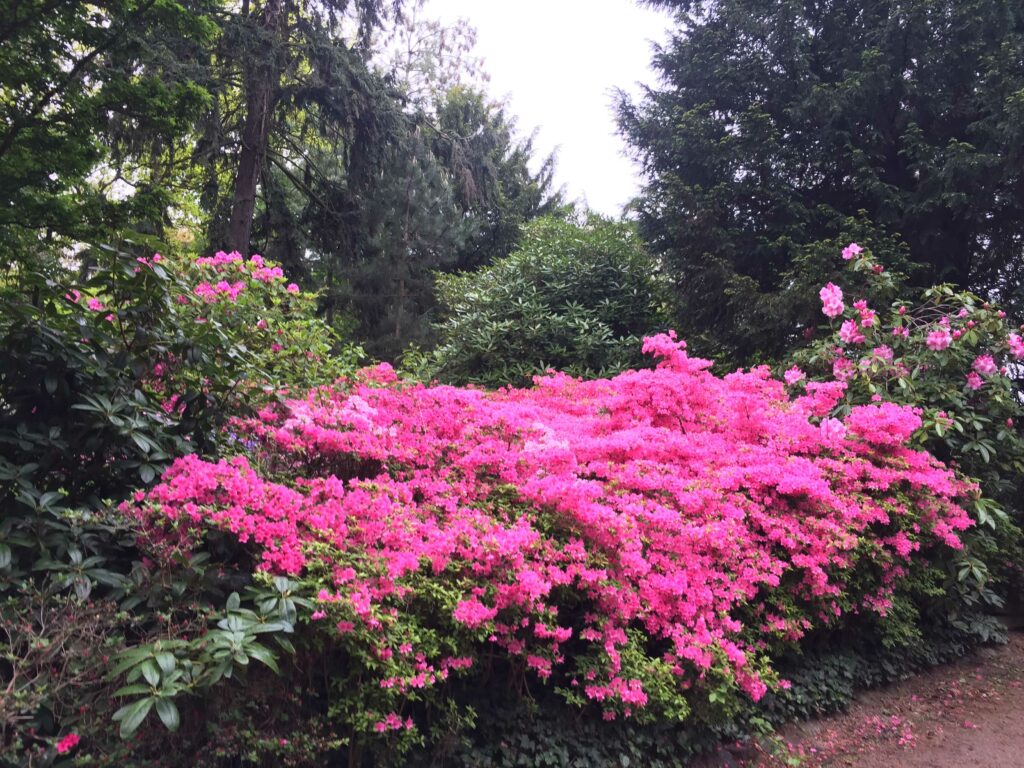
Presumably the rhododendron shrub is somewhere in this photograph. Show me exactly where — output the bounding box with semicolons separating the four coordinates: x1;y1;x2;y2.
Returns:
791;245;1023;593
0;245;360;763
132;333;978;749
164;250;361;407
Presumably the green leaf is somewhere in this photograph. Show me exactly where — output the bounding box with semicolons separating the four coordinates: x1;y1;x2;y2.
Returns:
246;643;280;673
113;698;154;737
113;684;155;697
141;659;161;687
155;652;177;675
155;698;181;732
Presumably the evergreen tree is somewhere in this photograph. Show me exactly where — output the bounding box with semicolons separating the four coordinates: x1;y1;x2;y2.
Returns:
621;0;1024;364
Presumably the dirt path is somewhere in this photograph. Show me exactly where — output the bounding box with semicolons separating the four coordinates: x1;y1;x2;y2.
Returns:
749;631;1024;767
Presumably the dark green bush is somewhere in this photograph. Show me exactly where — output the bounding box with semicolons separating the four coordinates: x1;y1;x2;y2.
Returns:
423;215;668;387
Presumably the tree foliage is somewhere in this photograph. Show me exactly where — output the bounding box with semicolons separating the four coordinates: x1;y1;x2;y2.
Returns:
621;0;1024;365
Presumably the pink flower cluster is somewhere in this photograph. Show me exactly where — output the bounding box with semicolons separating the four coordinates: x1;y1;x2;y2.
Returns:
841;242;863;261
132;335;974;720
820;283;844;318
194;279;246;303
1009;333;1024;359
187;252;295;304
926;328;952;351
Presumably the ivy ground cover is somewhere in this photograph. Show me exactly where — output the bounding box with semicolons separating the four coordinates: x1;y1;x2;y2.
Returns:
131;331;976;740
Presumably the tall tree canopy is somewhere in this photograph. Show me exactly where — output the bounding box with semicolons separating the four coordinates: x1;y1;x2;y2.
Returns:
621;0;1024;364
0;0;220;265
0;0;560;358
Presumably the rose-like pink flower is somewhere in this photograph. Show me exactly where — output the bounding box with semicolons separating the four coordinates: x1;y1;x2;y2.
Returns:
972;355;997;375
841;242;863;260
819;283;844;318
926;329;952;351
86;297;104;311
1008;333;1024;359
965;372;984;391
783;366;805;385
287;283;300;294
839;319;865;344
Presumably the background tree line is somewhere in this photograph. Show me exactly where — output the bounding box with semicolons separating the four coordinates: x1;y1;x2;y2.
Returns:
0;0;563;359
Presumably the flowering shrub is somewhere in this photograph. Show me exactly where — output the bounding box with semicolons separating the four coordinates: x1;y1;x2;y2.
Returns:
130;331;979;753
790;243;1024;623
0;244;359;764
793;245;1024;524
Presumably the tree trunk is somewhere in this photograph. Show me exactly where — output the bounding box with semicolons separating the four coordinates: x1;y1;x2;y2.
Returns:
226;0;284;255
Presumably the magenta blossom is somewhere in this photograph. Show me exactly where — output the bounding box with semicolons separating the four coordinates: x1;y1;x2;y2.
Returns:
926;329;952;351
819;283;844;318
841;242;863;260
839;319;865;344
972;355;997;375
56;733;80;754
783;366;805;385
1008;333;1024;359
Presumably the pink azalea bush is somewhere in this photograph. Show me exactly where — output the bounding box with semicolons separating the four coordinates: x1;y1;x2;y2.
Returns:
131;330;978;741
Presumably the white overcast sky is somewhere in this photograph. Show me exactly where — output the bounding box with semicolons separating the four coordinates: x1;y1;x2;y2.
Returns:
425;1;673;216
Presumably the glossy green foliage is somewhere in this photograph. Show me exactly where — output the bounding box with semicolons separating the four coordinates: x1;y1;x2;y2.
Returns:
426;216;668;387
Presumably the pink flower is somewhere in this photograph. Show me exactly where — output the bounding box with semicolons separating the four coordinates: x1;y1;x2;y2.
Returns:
841;242;863;260
56;733;80;754
1008;333;1024;359
819;283;844;318
453;598;498;628
853;300;876;328
783;366;805;385
972;355;997;375
926;329;952;351
286;283;300;294
965;372;984;391
839;319;865;344
819;417;847;445
311;610;327;620
86;297;104;311
65;289;81;303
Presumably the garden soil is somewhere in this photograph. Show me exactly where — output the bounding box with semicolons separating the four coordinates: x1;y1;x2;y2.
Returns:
752;630;1024;767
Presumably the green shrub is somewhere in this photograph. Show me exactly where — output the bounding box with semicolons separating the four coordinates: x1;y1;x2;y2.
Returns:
423;215;668;387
